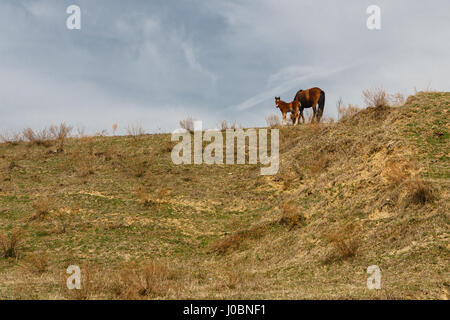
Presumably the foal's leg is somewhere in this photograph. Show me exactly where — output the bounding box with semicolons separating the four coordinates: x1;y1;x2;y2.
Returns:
282;112;287;125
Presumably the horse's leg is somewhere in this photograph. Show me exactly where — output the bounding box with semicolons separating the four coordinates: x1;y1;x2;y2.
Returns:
282;112;287;125
300;109;305;123
311;105;317;123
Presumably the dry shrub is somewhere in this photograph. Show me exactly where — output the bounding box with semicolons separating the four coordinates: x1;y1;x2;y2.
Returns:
0;130;23;145
221;120;229;130
325;224;360;262
22;127;53;147
362;87;390;108
310;154;329;174
136;187;171;208
113;260;174;299
70;143;97;177
29;197;51;221
128;157;148;178
401;178;435;208
179;117;195;133
337;98;361;120
52;208;78;234
391;93;406;106
48;123;73;152
126;123;146;140
24;252;48;274
0;227;25;258
136;186;155;207
208;225;266;255
78;155;96;177
384;160;411;185
279;201;305;229
112;123;118;135
266;114;281;127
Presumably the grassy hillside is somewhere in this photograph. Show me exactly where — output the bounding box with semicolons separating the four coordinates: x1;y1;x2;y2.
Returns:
0;92;448;299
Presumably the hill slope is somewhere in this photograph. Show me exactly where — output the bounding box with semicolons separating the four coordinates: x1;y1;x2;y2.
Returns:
0;92;448;299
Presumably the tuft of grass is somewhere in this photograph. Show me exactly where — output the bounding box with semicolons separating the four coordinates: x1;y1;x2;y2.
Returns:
208;225;266;255
114;260;174;299
279;201;305;229
402;178;435;207
336;97;361;120
126;122;146;140
24;252;48;274
266;114;281;127
324;224;360;262
179;117;195;133
362;87;391;108
384;160;411;185
29;197;51;221
310;154;329;174
0;227;25;258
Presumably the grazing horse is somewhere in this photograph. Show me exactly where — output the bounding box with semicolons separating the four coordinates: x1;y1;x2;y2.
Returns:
275;97;300;125
293;87;325;123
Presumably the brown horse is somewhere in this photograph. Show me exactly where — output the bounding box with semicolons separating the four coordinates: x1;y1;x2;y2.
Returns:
293;87;325;123
275;97;300;125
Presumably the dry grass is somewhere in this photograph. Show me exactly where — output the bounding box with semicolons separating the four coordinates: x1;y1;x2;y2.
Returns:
179;117;195;133
310;154;329;174
324;224;360;263
208;224;266;255
113;260;175;299
384;160;412;185
279;201;305;229
337;97;361;120
126;123;146;140
112;123;118;136
266;114;281;127
24;252;48;274
363;87;391;108
0;227;25;258
49;123;73;152
401;178;435;208
29;197;51;221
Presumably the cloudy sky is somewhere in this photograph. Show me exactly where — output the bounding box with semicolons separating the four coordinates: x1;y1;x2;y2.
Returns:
1;0;449;134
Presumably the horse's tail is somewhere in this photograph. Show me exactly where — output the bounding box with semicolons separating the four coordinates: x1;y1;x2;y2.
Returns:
318;90;325;118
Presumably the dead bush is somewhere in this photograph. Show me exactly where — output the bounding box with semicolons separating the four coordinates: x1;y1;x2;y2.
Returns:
362;87;391;108
24;252;48;274
391;92;406;106
0;227;25;258
384;160;411;185
310;154;329;174
112;123;118;135
0;130;23;145
266;114;281;127
325;224;360;262
208;225;266;255
49;123;73;152
128;157;148;178
337;98;361;120
114;260;174;299
179;117;195;133
279;201;305;229
126;122;146;140
22;127;53;147
29;197;51;221
402;178;435;207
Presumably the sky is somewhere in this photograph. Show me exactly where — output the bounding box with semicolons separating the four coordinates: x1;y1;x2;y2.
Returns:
1;0;449;134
